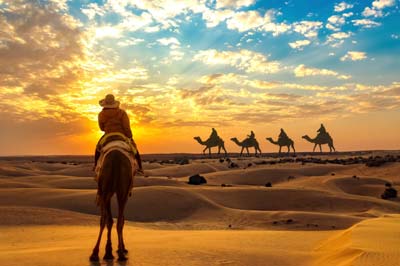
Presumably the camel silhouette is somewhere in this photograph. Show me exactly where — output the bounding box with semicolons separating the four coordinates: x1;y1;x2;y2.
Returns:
90;150;138;262
194;136;227;156
302;133;336;153
230;137;262;156
266;137;295;155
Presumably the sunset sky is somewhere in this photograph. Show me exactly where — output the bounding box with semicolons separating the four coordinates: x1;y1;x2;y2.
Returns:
0;0;399;155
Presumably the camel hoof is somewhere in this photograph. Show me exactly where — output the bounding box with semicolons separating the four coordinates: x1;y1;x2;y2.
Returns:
89;254;99;262
116;248;128;254
103;253;114;260
118;249;128;261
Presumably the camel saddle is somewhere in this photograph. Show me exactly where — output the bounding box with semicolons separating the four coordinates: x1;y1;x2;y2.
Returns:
95;132;138;189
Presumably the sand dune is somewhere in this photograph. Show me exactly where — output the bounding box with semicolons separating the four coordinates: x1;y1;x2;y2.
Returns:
314;214;400;266
0;153;399;265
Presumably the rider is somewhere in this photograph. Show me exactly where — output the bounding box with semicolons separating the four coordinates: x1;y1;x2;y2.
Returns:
278;128;288;141
317;124;327;135
209;128;218;140
94;94;143;173
248;130;255;140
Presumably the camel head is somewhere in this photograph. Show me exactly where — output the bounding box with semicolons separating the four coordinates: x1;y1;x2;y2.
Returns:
266;137;273;141
230;137;238;142
302;135;308;139
194;136;200;140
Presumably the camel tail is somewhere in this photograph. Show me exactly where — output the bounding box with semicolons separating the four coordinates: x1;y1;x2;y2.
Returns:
96;150;120;206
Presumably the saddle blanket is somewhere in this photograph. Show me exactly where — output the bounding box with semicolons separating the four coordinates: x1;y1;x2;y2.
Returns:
95;140;137;187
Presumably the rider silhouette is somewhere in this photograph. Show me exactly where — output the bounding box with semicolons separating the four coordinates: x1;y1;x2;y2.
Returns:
248;130;255;140
317;124;327;135
209;128;218;140
278;128;288;141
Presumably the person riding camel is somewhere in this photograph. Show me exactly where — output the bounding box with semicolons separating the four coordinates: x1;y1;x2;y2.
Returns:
209;128;218;141
278;128;288;141
317;124;327;135
94;94;143;174
248;130;255;140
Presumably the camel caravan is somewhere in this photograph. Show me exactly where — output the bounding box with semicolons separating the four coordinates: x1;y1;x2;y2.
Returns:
194;124;336;157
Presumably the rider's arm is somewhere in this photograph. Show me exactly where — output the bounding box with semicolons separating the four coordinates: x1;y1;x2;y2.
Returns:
98;112;105;131
121;110;133;138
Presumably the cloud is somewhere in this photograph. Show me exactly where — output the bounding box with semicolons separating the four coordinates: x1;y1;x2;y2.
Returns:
294;64;351;80
362;0;395;17
326;31;352;46
117;38;145;47
340;51;367;61
0;0;85;98
288;39;311;50
334;2;354;12
202;8;234;28
193;49;281;74
372;0;395;9
226;10;265;32
81;3;106;20
216;0;255;9
326;15;346;31
352;19;381;28
362;7;383;17
292;21;323;38
157;37;181;48
224;9;291;36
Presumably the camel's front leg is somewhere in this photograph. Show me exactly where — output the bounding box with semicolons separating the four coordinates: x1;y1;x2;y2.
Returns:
279;146;282;155
208;147;211;157
313;144;317;152
246;147;250;156
222;146;227;156
287;146;290;154
240;147;244;156
217;146;221;155
319;144;322;153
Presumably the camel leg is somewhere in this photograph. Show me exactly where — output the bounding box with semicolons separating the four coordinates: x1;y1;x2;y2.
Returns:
246;147;250;156
331;142;336;152
208;147;211;157
313;144;317;152
103;197;114;260
279;146;282;156
202;147;207;155
217;146;221;155
287;146;290;154
117;192;128;261
319;144;322;153
222;146;227;156
240;147;244;157
90;203;107;261
292;144;296;155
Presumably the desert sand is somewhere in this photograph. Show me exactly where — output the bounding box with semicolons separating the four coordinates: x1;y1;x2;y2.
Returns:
0;152;399;266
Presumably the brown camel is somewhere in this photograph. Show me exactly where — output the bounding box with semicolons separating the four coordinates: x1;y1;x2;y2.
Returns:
90;150;138;262
230;137;262;156
266;137;296;155
194;136;227;156
302;133;336;153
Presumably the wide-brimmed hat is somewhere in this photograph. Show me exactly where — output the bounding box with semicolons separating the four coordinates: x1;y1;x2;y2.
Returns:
99;94;120;108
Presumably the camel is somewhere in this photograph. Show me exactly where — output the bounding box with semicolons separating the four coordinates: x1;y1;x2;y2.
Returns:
90;150;138;262
194;136;227;156
266;137;296;155
230;137;262;156
302;133;336;153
